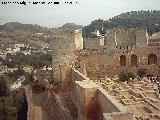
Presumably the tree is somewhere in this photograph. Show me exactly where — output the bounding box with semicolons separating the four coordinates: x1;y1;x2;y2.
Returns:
119;69;135;83
13;68;25;77
0;76;9;97
22;72;34;85
158;66;160;75
0;77;27;120
137;68;147;78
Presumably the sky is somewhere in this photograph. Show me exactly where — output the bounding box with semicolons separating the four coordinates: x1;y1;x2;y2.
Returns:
0;0;160;27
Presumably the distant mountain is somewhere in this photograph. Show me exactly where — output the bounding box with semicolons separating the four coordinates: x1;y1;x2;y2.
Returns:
83;10;160;37
61;23;83;29
0;22;47;33
0;22;49;49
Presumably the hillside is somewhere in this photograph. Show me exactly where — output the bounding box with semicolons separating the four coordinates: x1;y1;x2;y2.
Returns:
61;23;83;29
0;22;49;49
0;22;47;33
83;10;160;38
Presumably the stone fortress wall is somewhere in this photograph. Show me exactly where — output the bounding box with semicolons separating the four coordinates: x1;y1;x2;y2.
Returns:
84;37;104;50
80;28;160;78
104;28;147;50
86;28;148;52
51;28;159;79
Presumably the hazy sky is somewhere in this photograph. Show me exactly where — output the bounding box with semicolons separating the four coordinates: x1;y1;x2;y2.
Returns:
0;0;160;27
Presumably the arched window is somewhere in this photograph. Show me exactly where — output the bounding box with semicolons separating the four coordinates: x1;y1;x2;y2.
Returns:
148;53;157;65
127;46;128;49
131;55;137;67
120;55;126;66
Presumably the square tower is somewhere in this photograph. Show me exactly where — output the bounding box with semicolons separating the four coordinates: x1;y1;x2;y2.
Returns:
50;29;83;80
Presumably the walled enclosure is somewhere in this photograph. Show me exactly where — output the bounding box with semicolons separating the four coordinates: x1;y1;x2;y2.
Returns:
70;69;135;120
46;28;160;120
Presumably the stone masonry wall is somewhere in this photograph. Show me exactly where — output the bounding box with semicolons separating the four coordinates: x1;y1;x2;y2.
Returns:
103;112;134;120
135;28;148;48
50;29;83;80
104;28;147;51
84;37;104;50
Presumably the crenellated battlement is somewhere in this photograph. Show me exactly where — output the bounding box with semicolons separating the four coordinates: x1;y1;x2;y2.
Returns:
50;29;82;37
104;28;148;50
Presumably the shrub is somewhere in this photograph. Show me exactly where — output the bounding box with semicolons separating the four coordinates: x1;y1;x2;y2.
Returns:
119;69;135;82
0;76;10;97
22;72;34;85
137;68;146;78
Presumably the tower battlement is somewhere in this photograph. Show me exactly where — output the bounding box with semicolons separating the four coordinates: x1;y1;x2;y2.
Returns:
50;29;82;37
